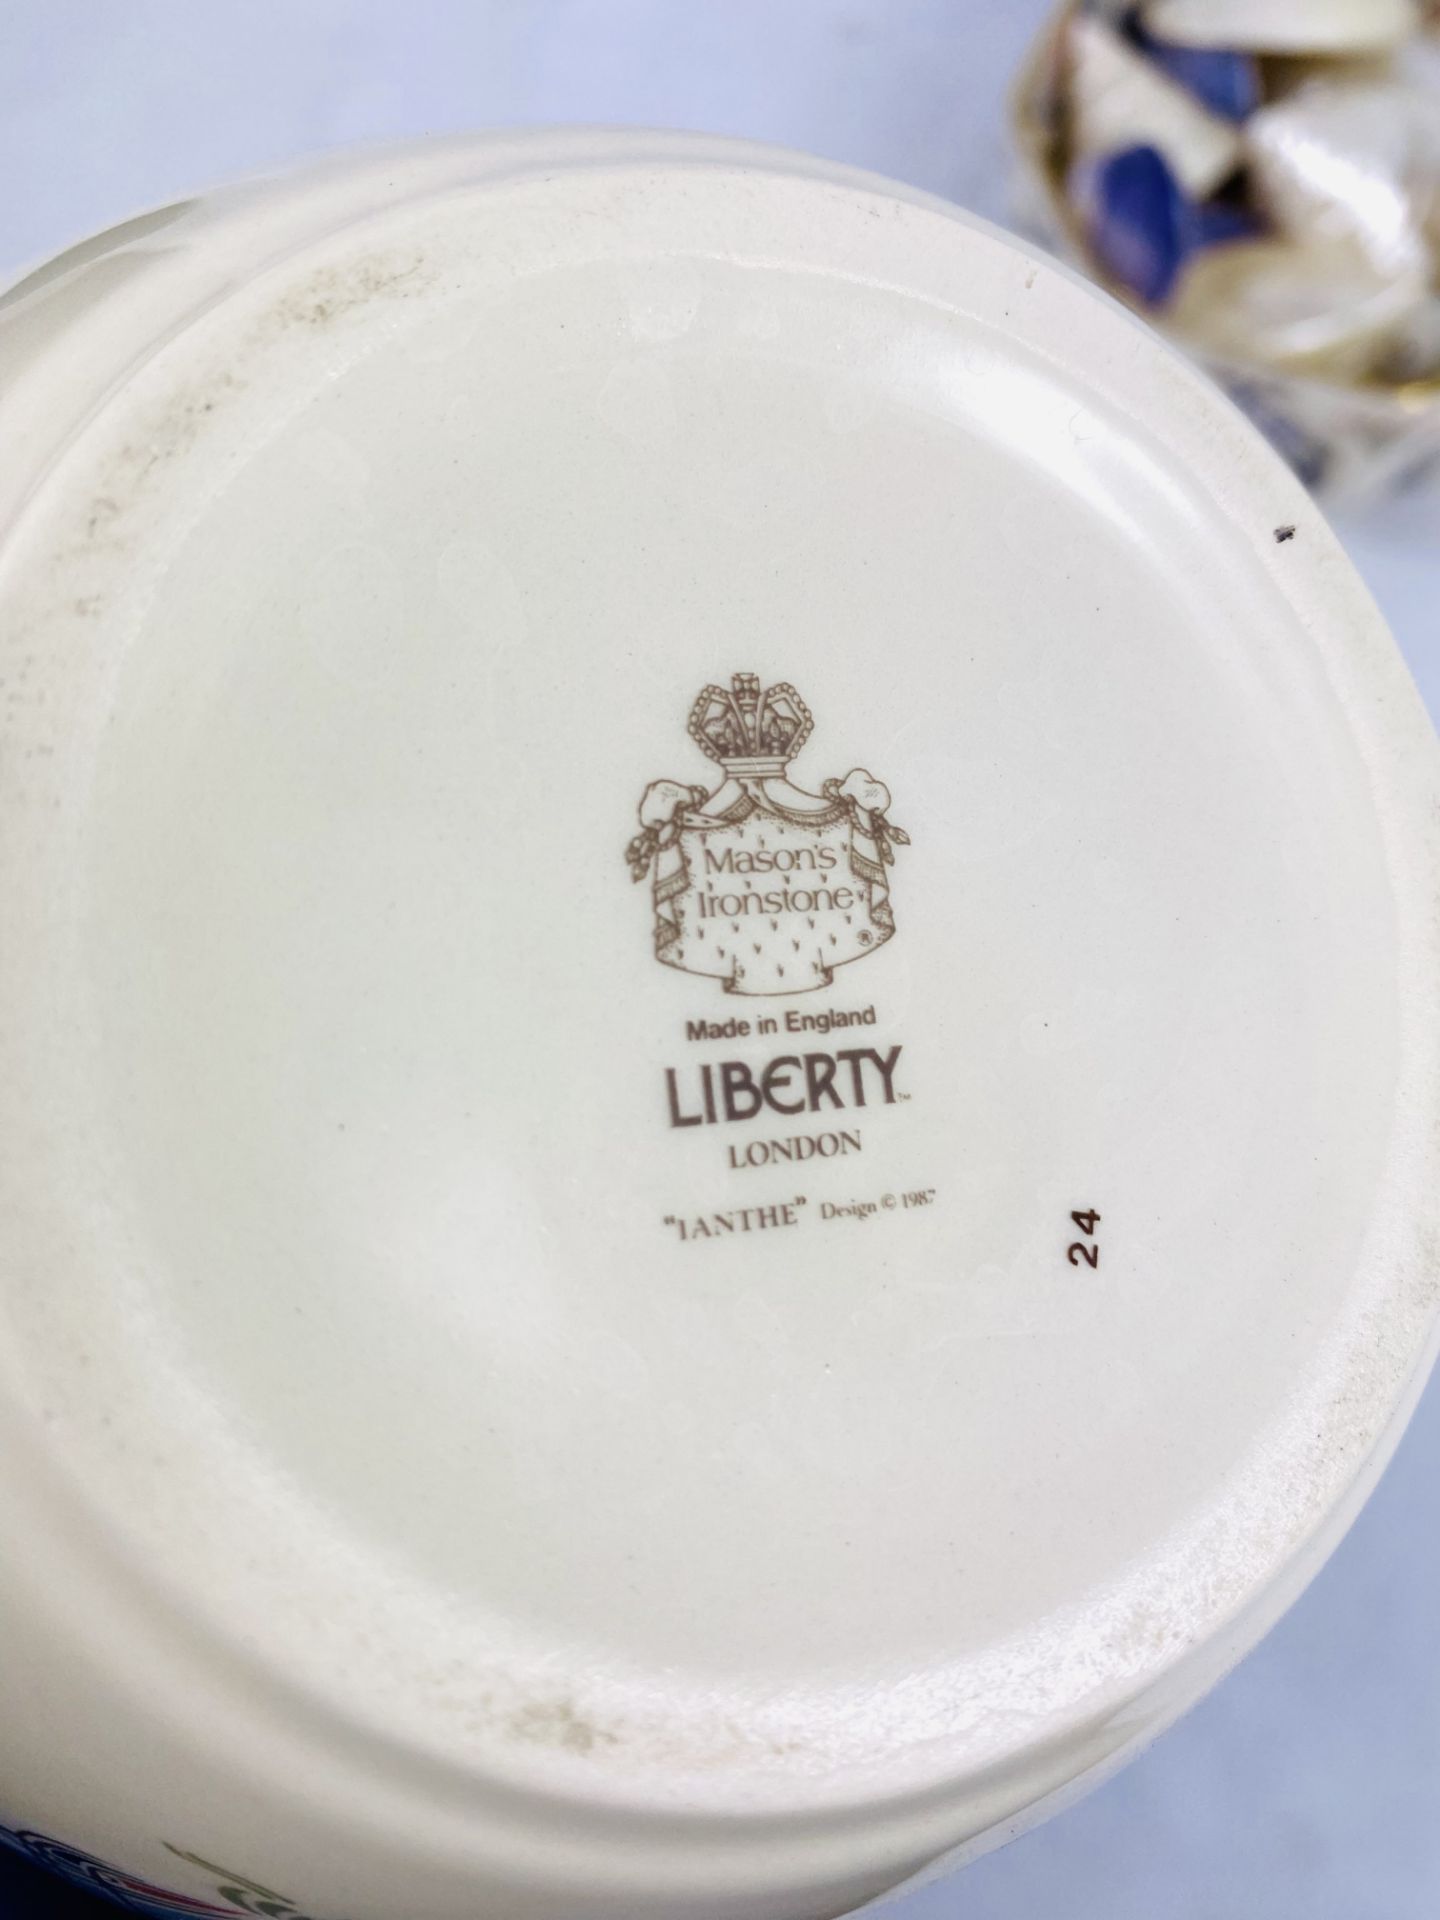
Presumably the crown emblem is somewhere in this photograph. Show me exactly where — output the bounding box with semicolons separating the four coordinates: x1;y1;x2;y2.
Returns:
686;674;813;770
629;672;906;996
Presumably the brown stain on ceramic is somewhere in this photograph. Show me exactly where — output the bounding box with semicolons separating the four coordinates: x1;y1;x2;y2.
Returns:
1;244;434;803
506;1697;620;1756
57;249;432;619
84;251;429;526
251;254;428;339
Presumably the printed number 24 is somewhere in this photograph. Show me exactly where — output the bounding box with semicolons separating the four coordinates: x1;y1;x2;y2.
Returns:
1068;1210;1100;1270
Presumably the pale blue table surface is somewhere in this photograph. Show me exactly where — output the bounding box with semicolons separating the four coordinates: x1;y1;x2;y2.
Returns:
1;5;1437;1917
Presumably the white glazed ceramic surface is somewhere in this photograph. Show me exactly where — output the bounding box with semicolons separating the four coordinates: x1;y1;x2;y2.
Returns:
0;133;1437;1920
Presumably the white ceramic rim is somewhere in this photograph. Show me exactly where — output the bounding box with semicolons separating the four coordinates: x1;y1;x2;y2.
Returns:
0;130;1436;1893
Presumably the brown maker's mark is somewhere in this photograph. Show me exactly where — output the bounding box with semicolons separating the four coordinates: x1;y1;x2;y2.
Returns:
626;674;909;996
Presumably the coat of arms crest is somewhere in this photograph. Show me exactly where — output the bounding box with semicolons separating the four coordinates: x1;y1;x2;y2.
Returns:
626;674;908;996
